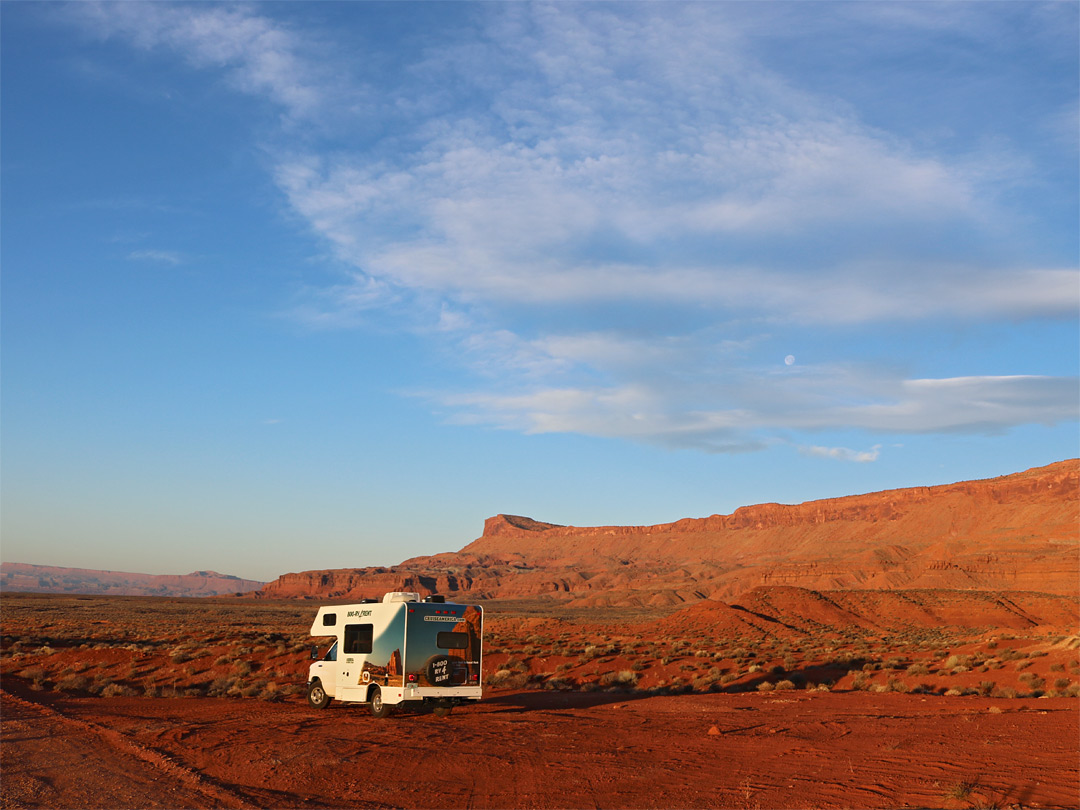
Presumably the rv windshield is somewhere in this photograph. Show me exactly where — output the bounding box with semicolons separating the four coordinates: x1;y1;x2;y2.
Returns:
323;640;337;661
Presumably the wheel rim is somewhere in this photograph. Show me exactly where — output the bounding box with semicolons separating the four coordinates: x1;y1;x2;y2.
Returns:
311;686;325;703
372;691;382;712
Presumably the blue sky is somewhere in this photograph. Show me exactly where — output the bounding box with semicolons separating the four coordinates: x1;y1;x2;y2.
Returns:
2;2;1077;582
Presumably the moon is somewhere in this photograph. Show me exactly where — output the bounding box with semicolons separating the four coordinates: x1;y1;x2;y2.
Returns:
784;355;795;366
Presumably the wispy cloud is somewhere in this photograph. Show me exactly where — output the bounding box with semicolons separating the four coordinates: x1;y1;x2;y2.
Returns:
127;249;183;266
800;445;882;463
73;1;332;122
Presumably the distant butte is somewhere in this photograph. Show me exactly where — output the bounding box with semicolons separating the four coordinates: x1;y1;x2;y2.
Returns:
257;459;1079;605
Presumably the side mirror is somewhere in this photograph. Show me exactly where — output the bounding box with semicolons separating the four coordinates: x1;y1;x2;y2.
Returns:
310;645;319;660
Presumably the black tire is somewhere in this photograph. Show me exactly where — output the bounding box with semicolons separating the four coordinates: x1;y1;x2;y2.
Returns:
307;680;331;709
369;685;393;719
432;703;453;717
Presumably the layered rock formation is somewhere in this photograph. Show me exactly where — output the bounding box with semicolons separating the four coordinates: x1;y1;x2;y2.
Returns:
257;460;1079;604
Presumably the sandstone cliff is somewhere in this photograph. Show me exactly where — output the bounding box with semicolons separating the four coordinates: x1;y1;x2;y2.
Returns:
256;460;1079;604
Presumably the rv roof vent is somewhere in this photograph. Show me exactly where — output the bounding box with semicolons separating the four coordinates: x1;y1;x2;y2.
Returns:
382;591;421;603
422;595;446;603
359;598;377;604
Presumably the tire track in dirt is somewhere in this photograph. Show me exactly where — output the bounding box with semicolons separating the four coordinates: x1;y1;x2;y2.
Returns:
1;687;253;809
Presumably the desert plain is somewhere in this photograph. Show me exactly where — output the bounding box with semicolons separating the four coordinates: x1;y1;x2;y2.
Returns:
2;588;1078;810
2;461;1078;808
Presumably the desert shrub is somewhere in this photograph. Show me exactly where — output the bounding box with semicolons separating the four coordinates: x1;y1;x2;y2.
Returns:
543;676;574;691
991;686;1018;699
774;679;796;691
747;664;762;673
1014;660;1033;671
599;670;638;688
756;681;774;692
943;780;977;801
906;663;929;676
582;645;600;660
143;685;160;698
18;666;46;684
978;680;996;696
886;678;909;693
101;683;137;698
1050;663;1065;672
488;669;528;689
259;683;283;702
1053;678;1070;690
884;656;904;670
208;676;237;696
1018;673;1045;691
944;688;963;696
233;660;253;676
56;674;90;692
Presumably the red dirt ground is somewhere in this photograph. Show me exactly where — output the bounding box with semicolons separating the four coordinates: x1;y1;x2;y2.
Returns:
3;682;1077;810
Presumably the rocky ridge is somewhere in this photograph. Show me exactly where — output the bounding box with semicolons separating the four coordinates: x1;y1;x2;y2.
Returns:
257;460;1079;605
0;563;265;598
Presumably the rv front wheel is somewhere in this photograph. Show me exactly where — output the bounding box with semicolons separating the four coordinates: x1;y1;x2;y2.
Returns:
369;686;392;719
307;681;331;709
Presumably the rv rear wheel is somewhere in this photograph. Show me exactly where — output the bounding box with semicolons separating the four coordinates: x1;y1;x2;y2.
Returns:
369;686;393;719
432;703;453;717
307;680;331;709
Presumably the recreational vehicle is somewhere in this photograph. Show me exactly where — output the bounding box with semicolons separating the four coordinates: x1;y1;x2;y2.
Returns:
306;592;483;717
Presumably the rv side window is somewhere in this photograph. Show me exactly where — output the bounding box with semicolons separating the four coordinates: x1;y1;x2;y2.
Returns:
322;613;337;627
343;624;373;654
437;631;469;650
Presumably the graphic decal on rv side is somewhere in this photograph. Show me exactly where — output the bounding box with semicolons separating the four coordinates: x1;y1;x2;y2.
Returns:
405;605;483;688
357;606;406;688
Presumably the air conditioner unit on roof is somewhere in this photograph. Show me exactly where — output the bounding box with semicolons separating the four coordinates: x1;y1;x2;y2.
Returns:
382;591;421;603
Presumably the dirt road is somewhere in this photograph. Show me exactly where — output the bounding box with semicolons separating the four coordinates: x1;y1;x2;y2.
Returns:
2;684;1076;809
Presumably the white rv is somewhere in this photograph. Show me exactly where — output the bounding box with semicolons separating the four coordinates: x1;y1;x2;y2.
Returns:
306;592;483;717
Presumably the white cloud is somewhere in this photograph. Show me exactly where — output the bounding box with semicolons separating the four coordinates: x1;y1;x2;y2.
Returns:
800;445;881;463
74;2;329;121
430;357;1079;453
127;249;182;265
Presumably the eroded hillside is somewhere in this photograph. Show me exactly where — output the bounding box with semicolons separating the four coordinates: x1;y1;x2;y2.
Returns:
257;460;1079;605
